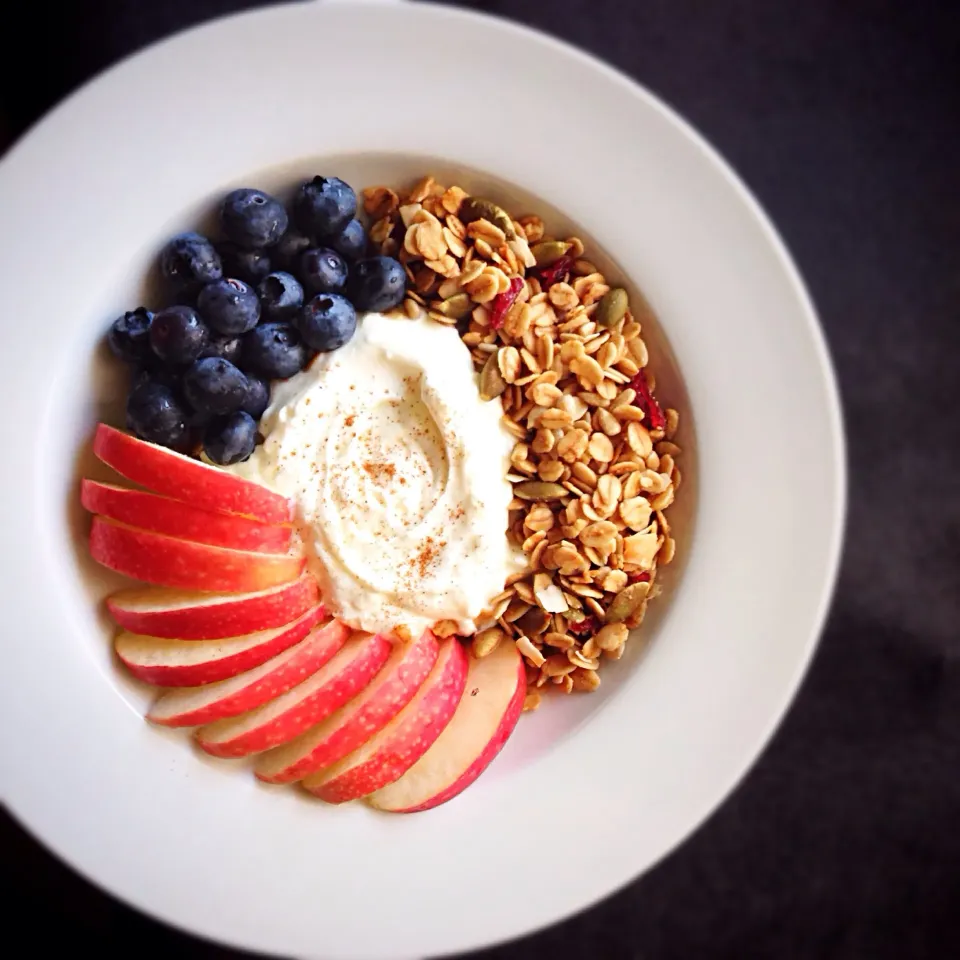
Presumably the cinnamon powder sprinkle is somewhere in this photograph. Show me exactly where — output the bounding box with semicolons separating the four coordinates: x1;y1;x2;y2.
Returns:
363;460;397;482
412;536;446;579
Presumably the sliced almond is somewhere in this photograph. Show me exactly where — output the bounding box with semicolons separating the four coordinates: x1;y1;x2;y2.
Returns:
472;627;505;658
541;654;576;678
571;667;601;691
514;480;568;501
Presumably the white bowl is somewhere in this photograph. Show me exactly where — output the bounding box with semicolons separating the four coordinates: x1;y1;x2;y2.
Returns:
0;2;845;958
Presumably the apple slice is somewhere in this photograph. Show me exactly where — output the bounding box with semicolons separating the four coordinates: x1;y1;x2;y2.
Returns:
255;629;439;784
196;631;393;758
302;637;467;804
106;574;320;640
367;640;525;812
93;423;292;524
146;619;350;727
82;479;292;554
90;517;305;593
115;605;326;687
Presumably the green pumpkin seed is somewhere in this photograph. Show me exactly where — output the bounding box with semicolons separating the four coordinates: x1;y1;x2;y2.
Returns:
596;287;629;328
530;240;572;267
435;292;472;319
479;351;507;401
605;581;650;623
460;197;515;238
514;480;568;501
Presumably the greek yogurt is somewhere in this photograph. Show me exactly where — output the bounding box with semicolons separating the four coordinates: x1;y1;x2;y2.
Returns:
232;310;521;638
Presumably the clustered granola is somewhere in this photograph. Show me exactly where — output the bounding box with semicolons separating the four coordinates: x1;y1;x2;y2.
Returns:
362;177;682;711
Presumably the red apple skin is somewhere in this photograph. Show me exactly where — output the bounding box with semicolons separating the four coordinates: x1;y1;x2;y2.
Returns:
255;629;439;784
89;516;305;593
106;574;320;640
301;637;467;804
146;619;349;727
115;605;326;687
368;644;525;813
93;423;292;524
82;479;293;553
196;632;393;759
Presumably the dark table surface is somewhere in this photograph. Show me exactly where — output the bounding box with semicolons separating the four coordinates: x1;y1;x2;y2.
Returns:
2;2;958;958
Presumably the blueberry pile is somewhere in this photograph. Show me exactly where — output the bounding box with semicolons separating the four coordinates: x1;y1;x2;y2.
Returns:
106;177;406;464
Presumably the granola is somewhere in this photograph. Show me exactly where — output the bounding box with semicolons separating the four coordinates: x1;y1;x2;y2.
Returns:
362;177;682;708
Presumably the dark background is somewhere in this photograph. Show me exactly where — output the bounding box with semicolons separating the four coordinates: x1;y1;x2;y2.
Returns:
2;1;958;958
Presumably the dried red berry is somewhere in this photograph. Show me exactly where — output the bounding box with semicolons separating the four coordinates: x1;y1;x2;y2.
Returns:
568;615;598;637
627;571;651;584
490;276;524;329
535;255;573;288
630;369;666;431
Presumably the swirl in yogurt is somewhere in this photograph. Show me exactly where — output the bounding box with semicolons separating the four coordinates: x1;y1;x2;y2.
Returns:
232;311;521;638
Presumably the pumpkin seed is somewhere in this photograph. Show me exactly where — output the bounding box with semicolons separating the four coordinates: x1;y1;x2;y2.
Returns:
472;627;505;658
435;292;472;319
460;197;515;238
530;240;572;266
596;287;629;328
479;351;507;400
514;480;569;501
605;581;650;622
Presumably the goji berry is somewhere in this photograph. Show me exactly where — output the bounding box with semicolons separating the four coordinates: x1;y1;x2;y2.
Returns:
490;276;523;329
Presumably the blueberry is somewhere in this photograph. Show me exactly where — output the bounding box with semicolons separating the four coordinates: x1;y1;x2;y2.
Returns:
300;247;348;296
197;278;260;335
218;242;272;285
203;411;258;465
107;308;153;365
220;188;288;250
199;333;242;366
182;357;250;417
149;305;209;365
241;376;271;419
126;379;190;449
241;323;307;379
273;229;314;272
327;219;367;261
293;176;356;238
159;233;222;293
258;271;304;322
298;294;357;352
347;256;406;312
